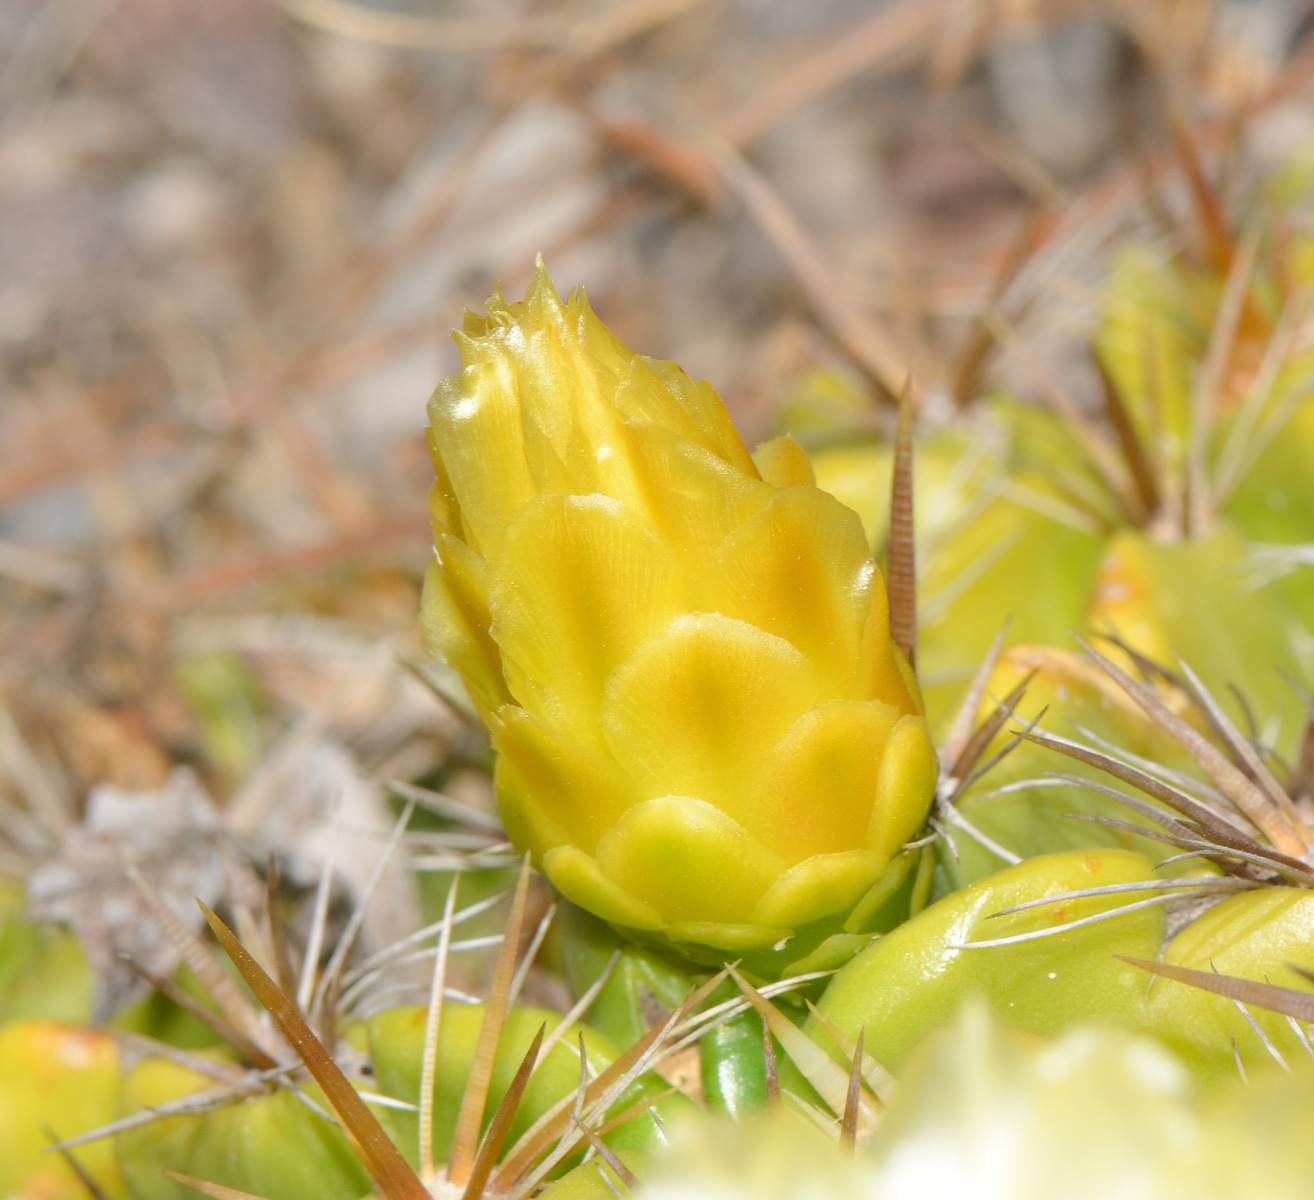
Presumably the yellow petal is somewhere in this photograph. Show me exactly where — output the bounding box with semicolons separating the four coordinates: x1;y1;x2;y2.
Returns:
567;286;634;380
425;426;461;538
749;699;901;862
751;434;816;488
491;493;685;754
515;300;639;502
420;544;510;722
492;772;570;863
610;353;722;449
543;846;666;932
428;360;539;558
643;358;761;478
594;795;784;925
665;922;789;953
750;850;890;930
620;421;773;574
857;572;920;711
710;487;872;692
492;705;641;856
602;613;821;820
867;715;938;857
783;932;880;976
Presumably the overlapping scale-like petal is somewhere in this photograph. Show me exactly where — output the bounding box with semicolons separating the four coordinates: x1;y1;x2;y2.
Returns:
491;494;685;754
710;487;873;694
601;614;821;824
750;699;901;862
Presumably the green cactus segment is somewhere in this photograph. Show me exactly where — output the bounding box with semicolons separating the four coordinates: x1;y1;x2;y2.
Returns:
870;1004;1314;1196
556;903;700;1049
1089;526;1311;755
537;1148;653;1200
813;850;1164;1072
874;1006;1196;1194
811;412;1107;728
0;884;95;1025
175;650;267;780
111;961;229;1051
1095;247;1202;461
116;1056;372;1200
0;1020;127;1200
699;1008;768;1119
935;647;1202;892
365;1002;684;1169
1225;396;1314;545
813;849;1314;1087
1151;887;1314;1075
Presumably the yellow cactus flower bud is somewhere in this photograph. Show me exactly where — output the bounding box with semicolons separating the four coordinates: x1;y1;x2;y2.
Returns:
422;263;936;960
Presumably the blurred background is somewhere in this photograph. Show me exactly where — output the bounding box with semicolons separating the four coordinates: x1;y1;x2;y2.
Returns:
2;0;1314;976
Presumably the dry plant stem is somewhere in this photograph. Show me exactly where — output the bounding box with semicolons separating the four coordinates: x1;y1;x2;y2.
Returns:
277;0;571;51
951;211;1051;410
110;1029;248;1088
590;116;726;207
804;1003;897;1100
840;1028;865;1151
939;621;1012;776
492;973;727;1192
312;795;419;1033
123;864;274;1056
44;1124;111;1200
887;389;917;669
1172;656;1307;834
943;666;1037;798
1121;957;1314;1024
0;700;72;833
118;953;279;1071
460;1024;547;1200
716;148;911;398
448;856;534;1189
278;0;711;56
153;510;431;608
717;0;950;147
264;857;300;1001
1094;355;1163;524
568;0;717;60
1166;107;1235;273
763;1019;781;1112
575;1123;639;1190
242;0;699;437
199;903;430;1200
727;966;885;1121
1075;638;1310;858
420;874;460;1183
165;1172;272;1200
1187;223;1260;536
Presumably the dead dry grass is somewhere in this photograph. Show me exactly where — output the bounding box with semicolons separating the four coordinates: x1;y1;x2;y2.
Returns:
1;0;1312;967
